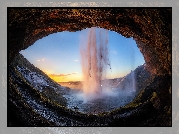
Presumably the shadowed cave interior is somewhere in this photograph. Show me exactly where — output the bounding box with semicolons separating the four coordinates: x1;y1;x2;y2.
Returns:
8;8;172;126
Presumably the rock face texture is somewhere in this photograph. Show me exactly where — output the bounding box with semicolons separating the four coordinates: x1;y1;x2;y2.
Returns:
8;54;171;126
8;8;171;75
8;8;172;126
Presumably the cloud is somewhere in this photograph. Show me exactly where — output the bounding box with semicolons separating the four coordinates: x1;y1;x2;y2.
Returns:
72;72;78;74
48;72;78;77
111;50;117;54
49;74;67;77
74;60;79;62
37;58;45;62
49;73;72;77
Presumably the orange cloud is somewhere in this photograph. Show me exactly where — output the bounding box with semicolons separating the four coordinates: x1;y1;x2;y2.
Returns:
47;72;81;82
72;72;78;74
49;74;68;77
48;72;79;77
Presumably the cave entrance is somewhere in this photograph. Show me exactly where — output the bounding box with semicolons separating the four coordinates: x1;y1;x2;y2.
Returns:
8;8;172;126
19;27;145;114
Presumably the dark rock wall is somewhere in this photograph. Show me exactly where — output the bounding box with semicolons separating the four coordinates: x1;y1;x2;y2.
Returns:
8;8;171;75
8;8;172;126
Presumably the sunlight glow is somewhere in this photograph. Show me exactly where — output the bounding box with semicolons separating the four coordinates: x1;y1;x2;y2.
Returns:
20;28;145;83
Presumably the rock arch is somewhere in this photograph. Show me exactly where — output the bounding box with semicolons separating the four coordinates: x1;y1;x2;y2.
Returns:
8;8;171;75
8;8;172;126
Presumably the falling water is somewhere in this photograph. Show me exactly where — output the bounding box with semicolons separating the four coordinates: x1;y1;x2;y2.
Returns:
130;44;136;92
80;27;111;101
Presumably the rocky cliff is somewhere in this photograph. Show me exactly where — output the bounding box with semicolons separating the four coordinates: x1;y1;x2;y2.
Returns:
8;54;171;126
8;8;171;75
8;8;171;127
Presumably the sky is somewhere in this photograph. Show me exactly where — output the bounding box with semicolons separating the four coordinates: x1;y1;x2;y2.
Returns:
20;27;145;82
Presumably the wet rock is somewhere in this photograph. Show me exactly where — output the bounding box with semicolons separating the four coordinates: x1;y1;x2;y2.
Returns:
150;92;160;109
8;8;172;126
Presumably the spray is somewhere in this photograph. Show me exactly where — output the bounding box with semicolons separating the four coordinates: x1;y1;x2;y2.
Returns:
130;44;136;92
80;27;111;101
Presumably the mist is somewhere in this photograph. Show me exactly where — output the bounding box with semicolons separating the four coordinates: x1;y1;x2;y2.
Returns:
79;27;113;102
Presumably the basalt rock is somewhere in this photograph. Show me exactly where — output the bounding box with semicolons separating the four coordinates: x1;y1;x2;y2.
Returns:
8;8;171;75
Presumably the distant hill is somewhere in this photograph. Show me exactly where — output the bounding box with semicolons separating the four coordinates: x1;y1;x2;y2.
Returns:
58;63;153;99
110;63;153;96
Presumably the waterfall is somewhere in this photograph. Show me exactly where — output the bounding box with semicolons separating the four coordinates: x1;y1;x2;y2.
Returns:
80;27;111;101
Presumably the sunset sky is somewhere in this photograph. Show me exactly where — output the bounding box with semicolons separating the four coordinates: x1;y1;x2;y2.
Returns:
20;27;145;82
